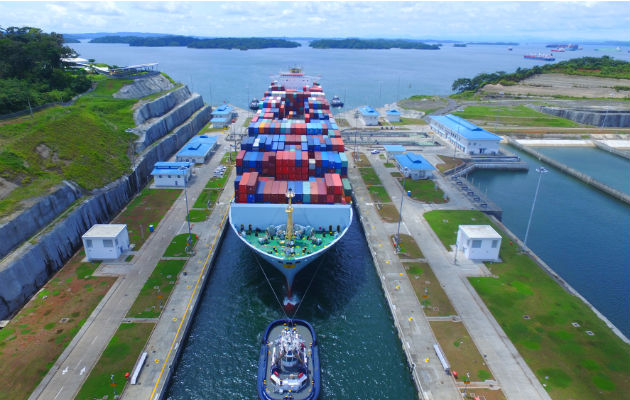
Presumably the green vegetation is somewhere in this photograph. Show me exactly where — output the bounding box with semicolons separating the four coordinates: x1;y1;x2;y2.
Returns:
358;167;382;186
367;185;391;203
75;323;154;400
310;38;440;50
430;321;495;384
392;234;423;259
113;187;182;250
163;233;198;257
451;56;630;93
127;260;186;318
435;155;464;173
188;208;210;222
193;188;220;208
390;117;427;125
91;35;301;50
0;27;91;114
384;162;395;168
0;78;137;217
453;105;583;127
205;167;232;188
424;210;630;399
403;261;456;316
399;178;447;203
376;203;399;223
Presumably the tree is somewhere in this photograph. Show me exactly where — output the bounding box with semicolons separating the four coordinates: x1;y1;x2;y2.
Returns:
451;78;473;93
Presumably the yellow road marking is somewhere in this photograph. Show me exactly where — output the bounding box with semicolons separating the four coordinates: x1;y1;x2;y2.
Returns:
150;206;229;398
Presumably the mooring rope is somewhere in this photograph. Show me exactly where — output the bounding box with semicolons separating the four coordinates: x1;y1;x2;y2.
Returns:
290;254;326;319
253;252;290;320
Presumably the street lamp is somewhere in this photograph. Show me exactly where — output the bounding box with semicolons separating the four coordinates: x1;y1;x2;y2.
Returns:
180;166;193;248
354;110;360;164
523;166;549;250
395;167;409;253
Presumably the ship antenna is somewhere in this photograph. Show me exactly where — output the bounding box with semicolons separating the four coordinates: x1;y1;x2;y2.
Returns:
285;188;295;243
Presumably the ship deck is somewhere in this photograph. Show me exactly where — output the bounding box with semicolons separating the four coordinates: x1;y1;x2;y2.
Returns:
243;231;338;261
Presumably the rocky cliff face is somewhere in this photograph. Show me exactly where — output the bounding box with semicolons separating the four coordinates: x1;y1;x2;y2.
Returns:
0;81;211;320
113;74;175;99
539;106;630;128
0;182;82;260
133;86;191;125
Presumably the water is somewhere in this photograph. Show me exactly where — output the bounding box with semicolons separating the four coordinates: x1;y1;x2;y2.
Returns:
166;214;417;399
469;145;630;336
533;147;630;194
68;41;629;110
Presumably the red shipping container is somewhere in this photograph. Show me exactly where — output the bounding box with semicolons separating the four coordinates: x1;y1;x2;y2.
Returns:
272;181;281;203
314;152;322;167
263;178;274;202
236;150;246;167
326;194;334;204
239;172;250;193
279;181;288;202
310;181;318;204
247;172;259;194
317;179;326;204
332;174;343;195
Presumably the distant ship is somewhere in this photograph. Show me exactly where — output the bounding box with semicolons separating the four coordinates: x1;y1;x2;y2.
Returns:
330;95;344;108
230;68;353;307
551;49;565;53
524;53;556;61
250;98;260;110
546;43;579;51
257;319;320;399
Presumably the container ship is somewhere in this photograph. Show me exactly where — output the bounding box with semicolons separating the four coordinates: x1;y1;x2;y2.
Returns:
229;68;353;306
523;53;556;61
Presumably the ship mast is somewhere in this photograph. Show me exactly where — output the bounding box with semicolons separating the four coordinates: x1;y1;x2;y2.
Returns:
285;189;295;242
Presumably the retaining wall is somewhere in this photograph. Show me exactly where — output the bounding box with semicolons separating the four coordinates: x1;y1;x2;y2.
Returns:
593;141;630;160
508;138;630;205
133;86;191;125
539;106;630;128
0;105;211;320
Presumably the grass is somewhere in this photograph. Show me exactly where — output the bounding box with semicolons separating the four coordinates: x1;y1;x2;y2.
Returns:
141;82;183;102
391;172;402;178
193;189;220;209
424;210;630;399
436;155;464;173
399;177;447;203
358;167;382;186
243;116;253;127
205;165;232;188
0;250;114;400
383;162;395;168
430;321;495;382
392;234;424;259
449;90;481;100
113;187;182;250
367;185;392;203
127;260;187;318
390;117;427;125
460;389;506;400
336;118;350;127
188;208;210;222
75;322;154;400
162;233;199;257
376;203;400;223
453;105;584;128
354;152;371;168
403;261;456;316
0;79;138;217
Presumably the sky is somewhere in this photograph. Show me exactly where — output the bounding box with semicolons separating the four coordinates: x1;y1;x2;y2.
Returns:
1;1;629;42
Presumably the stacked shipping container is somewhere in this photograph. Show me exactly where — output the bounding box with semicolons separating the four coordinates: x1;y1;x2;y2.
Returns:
234;82;351;204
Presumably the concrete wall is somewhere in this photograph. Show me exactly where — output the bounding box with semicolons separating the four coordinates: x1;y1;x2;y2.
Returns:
0;102;211;320
113;74;174;99
0;182;82;260
133;86;191;125
539;106;630;128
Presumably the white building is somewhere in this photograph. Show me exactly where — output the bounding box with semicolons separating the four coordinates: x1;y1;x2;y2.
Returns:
394;153;435;180
82;224;130;261
456;225;502;262
176;135;218;164
151;161;192;187
360;106;379;126
211;104;237;128
430;114;501;155
383;145;406;161
385;109;401;123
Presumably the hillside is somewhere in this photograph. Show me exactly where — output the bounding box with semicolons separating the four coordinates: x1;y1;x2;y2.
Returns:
0;79;137;217
90;35;301;49
310;38;440;49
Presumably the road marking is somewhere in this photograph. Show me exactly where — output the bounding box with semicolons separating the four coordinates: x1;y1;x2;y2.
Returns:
79;367;86;376
53;386;64;399
90;335;99;345
62;367;68;375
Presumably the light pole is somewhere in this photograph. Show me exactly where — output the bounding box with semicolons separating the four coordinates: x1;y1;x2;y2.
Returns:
180;166;192;247
523;166;549;250
354;110;360;164
395;167;409;252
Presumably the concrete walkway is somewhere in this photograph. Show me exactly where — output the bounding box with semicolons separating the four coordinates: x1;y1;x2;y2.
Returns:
364;150;551;400
30;134;232;400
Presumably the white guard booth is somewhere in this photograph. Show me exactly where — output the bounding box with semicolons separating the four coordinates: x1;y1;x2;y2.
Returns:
456;225;501;262
82;224;130;261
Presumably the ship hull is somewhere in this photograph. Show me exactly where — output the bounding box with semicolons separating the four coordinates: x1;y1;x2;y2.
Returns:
229;202;353;290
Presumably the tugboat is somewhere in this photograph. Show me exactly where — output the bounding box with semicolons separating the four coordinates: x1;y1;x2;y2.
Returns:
330;95;344;108
257;319;320;400
250;98;260;110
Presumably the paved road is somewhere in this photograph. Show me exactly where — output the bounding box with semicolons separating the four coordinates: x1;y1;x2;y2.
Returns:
365;150;551;400
30;133;232;400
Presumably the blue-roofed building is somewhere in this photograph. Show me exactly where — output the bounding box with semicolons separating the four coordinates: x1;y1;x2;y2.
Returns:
385;109;401;123
394;153;435;180
430;114;501;155
360;106;379;126
176;135;218;164
383;144;406;160
211;104;237;128
151;161;192;187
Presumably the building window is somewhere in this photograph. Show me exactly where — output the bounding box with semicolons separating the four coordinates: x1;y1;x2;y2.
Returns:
471;239;482;248
491;239;498;248
86;239;92;248
103;239;113;248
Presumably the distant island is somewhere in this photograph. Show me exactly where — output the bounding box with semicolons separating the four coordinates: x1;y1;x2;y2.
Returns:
62;36;80;43
90;35;301;50
468;42;519;46
453;43;467;47
309;38;440;50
